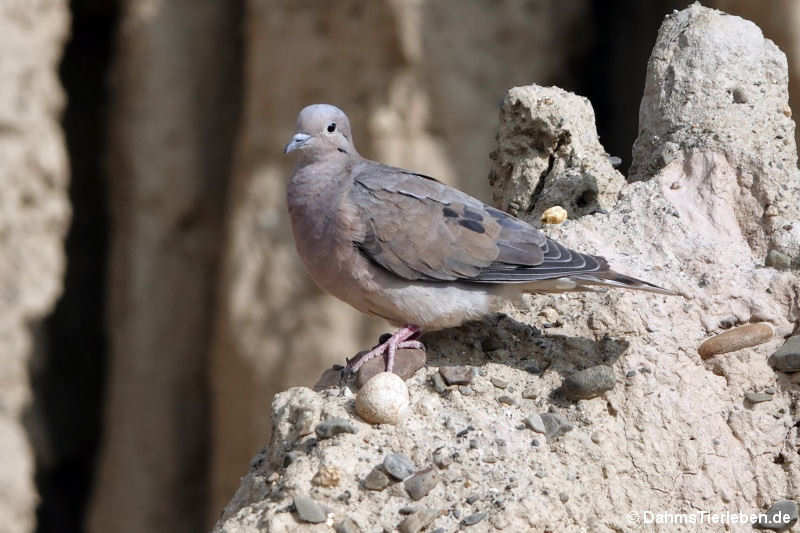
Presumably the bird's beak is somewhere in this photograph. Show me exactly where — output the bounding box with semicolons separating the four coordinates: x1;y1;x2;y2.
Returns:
283;133;311;154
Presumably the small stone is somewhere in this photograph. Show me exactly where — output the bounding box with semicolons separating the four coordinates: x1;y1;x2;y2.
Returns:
769;336;800;372
293;494;327;523
466;494;480;504
397;508;439;533
312;465;341;487
540;413;573;439
625;370;636;378
590;432;602;444
745;392;774;404
521;387;538;399
497;395;515;405
383;453;416;480
462;512;487;527
459;385;473;396
432;447;452;469
357;348;426;388
491;376;508;389
439;366;473;386
698;322;774;359
334;517;361;533
608;155;622;167
363;467;391;491
405;467;439;500
766;249;792;270
399;506;416;515
315;417;357;440
524;413;547;434
562;365;615;400
355;372;409;424
431;372;447;393
755;500;798;530
541;205;567;224
732;87;748;103
559;492;569;503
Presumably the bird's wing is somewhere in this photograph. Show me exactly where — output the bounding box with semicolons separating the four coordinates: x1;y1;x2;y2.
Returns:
350;162;608;283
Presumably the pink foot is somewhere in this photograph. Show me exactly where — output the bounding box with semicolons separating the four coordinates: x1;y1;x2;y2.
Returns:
346;325;423;374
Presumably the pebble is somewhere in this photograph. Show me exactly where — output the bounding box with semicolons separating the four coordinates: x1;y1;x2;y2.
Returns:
398;508;439;533
625;370;636;378
697;322;774;359
334;518;360;533
491;376;509;389
431;372;447;393
745;392;774;404
405;467;439;500
293;494;327;523
357;348;426;388
562;365;615;400
459;385;474;396
524;413;547;434
439;366;473;386
540;412;574;439
355;372;409;424
432;447;452;469
559;492;569;503
399;506;416;515
766;249;792;270
522;387;538;399
497;395;516;405
312;465;341;487
364;467;391;490
462;512;487;527
384;453;416;480
768;336;800;372
541;205;568;224
315;417;358;440
755;500;798;530
466;494;480;504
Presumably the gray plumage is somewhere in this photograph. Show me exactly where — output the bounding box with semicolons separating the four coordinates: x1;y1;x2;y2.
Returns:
284;104;672;337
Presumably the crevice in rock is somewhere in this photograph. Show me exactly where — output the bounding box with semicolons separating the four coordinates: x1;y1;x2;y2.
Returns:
29;1;119;532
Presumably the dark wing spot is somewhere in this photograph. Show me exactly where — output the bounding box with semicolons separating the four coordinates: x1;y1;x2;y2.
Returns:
337;148;347;153
459;219;485;234
442;207;458;218
462;207;484;221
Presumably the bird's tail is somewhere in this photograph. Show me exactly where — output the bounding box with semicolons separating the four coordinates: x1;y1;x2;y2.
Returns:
521;270;678;296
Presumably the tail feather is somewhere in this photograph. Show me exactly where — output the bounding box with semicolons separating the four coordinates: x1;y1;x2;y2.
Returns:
522;270;678;296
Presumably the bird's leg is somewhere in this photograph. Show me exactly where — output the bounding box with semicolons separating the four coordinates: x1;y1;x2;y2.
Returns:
345;325;423;374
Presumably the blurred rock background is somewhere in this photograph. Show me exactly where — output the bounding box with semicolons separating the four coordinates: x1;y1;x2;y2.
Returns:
1;1;797;532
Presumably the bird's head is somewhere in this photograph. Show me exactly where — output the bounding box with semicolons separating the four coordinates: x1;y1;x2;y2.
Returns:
284;104;357;158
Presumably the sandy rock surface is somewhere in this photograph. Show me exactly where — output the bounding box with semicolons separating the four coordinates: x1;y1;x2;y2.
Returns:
214;5;799;532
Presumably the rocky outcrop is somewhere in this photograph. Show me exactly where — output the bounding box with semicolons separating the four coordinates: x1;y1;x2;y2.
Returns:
213;5;800;532
0;1;70;532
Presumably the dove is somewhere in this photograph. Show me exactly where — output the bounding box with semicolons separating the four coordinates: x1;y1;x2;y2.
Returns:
284;104;674;374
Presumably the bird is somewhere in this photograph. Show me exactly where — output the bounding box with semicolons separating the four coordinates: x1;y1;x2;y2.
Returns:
284;103;674;374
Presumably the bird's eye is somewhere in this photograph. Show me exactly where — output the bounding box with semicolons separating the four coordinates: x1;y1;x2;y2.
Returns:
327;123;336;133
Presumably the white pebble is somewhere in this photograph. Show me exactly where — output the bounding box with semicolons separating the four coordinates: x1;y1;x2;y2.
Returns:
356;372;409;424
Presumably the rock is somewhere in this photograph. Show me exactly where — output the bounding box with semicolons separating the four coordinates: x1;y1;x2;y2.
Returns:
432;447;453;469
755;500;798;530
355;372;410;424
697;323;774;359
316;417;358;440
439;366;473;386
524;413;547;434
363;467;391;491
497;395;516;405
744;392;774;404
384;453;416;481
521;387;538;400
293;494;327;523
335;517;361;533
540;413;574;439
430;372;447;393
404;467;439;501
541;205;568;224
462;512;487;527
489;86;625;220
269;388;322;467
357;348;427;388
398;508;439;533
766;249;792;270
312;465;341;487
561;365;616;400
491;377;509;389
768;336;800;372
